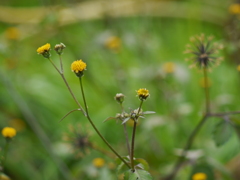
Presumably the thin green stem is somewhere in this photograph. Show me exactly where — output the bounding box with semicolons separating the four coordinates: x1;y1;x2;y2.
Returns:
130;100;144;171
59;55;64;74
123;123;131;157
2;139;10;167
48;58;86;115
78;77;131;169
79;77;89;116
164;114;209;180
203;68;210;114
120;103;131;158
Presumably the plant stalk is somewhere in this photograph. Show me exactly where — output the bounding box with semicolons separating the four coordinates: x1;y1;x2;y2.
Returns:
203;67;210;114
130;100;143;171
164;116;209;180
78;77;131;169
48;58;86;115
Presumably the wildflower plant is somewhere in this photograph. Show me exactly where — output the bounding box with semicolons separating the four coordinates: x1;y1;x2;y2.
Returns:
164;34;240;180
0;127;17;179
37;43;155;179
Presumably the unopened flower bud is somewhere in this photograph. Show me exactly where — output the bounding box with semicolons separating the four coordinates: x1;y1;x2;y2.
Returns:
54;43;66;55
114;93;125;104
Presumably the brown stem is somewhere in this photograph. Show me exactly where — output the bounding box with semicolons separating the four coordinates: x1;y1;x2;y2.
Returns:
48;58;86;116
79;77;131;169
164;114;209;180
203;68;210;114
130;100;143;171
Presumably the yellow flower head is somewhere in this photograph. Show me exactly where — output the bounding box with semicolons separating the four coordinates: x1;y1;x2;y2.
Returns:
71;60;87;77
162;62;176;74
2;127;17;138
137;88;150;100
92;158;105;168
37;43;51;58
192;172;207;180
237;64;240;71
105;36;121;52
5;27;20;40
229;4;240;15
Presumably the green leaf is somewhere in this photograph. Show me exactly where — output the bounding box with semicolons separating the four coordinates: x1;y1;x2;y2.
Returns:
124;169;153;180
212;118;233;146
134;158;150;171
116;156;131;175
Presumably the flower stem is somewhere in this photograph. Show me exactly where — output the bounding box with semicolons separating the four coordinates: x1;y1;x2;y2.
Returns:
164;114;209;180
59;55;64;74
48;58;86;116
123;123;131;157
120;103;131;158
130;100;144;171
203;67;210;114
78;77;131;169
2;139;10;168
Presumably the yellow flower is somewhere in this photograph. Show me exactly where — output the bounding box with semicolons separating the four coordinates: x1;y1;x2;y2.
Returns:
2;127;17;138
229;4;240;15
92;158;105;168
105;36;121;52
37;43;51;54
192;172;207;180
162;62;176;74
237;65;240;71
9;118;26;132
5;27;20;40
71;60;87;77
137;88;150;100
37;43;51;58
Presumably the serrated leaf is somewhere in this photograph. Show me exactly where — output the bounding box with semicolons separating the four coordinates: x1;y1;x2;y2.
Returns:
124;169;153;180
134;158;150;171
116;156;131;175
212;119;233;147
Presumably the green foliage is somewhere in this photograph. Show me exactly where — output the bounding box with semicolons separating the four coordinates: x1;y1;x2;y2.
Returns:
212;118;234;147
124;169;153;180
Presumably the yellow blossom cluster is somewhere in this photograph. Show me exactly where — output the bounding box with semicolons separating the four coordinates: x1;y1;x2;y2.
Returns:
92;158;105;168
105;36;121;52
137;88;150;100
2;127;17;138
229;4;240;15
162;62;176;74
71;60;87;73
192;172;207;180
37;43;51;54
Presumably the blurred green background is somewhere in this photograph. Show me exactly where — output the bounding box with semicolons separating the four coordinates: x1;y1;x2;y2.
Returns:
0;0;240;179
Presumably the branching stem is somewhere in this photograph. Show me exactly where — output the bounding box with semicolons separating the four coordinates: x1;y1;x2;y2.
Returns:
79;77;131;169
